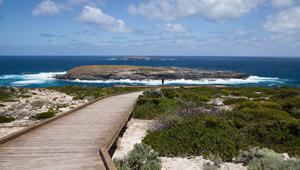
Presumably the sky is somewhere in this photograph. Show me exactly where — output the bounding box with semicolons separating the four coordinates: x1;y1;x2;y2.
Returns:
0;0;300;56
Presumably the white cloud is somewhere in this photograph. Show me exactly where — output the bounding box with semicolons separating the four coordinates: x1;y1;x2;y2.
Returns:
78;5;130;33
128;0;262;21
59;0;90;10
163;23;186;32
264;6;300;34
32;0;60;16
271;0;296;8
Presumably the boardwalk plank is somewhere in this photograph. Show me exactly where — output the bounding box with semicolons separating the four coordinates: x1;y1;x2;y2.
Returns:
0;92;142;170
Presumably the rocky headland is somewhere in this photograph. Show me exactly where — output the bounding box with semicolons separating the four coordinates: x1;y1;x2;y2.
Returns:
55;65;249;81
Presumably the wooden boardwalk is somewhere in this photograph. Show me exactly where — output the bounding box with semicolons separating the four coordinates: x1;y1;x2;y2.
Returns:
0;92;142;170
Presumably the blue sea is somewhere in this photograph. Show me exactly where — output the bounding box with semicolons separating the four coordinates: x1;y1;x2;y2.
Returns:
0;56;299;88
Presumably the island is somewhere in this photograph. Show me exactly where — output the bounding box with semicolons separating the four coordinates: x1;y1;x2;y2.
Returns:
122;56;154;60
55;65;249;81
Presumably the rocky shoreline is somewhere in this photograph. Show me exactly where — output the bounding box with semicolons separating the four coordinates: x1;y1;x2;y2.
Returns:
55;65;249;81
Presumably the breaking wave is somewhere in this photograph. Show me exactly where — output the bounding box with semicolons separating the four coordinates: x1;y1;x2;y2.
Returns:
70;76;283;86
0;72;284;87
0;72;66;86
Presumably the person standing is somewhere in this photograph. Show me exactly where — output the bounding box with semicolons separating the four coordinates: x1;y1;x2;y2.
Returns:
162;78;165;86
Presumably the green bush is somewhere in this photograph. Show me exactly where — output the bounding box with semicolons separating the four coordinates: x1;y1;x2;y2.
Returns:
278;97;300;119
136;87;300;160
133;98;180;119
220;87;272;98
161;88;179;99
290;108;300;119
234;100;290;121
274;87;299;99
143;90;163;98
180;91;209;103
113;143;161;170
35;111;56;119
143;115;243;161
0;115;15;123
0;87;16;102
237;107;290;120
247;120;300;155
223;98;247;105
236;148;300;170
238;101;281;110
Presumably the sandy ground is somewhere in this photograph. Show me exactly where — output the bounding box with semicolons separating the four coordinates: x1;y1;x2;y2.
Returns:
112;119;158;159
113;118;247;170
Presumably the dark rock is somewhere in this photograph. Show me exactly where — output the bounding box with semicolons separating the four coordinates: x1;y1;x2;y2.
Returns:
55;65;249;81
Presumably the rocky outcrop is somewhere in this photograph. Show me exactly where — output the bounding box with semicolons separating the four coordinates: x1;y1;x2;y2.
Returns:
55;65;249;80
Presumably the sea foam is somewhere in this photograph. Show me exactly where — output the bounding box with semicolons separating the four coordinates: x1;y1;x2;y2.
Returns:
70;76;283;86
0;72;66;85
0;72;283;86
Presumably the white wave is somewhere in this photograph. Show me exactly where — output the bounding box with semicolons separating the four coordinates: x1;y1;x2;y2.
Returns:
12;80;47;85
0;72;284;86
0;72;66;85
70;76;283;86
105;58;118;61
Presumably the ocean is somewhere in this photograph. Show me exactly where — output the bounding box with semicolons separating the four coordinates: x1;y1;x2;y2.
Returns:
0;56;299;88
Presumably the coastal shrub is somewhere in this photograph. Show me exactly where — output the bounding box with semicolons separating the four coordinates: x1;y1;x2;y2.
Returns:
143;90;163;98
274;87;299;99
31;99;46;109
133;97;180;119
180;91;209;103
238;101;281;110
178;87;217;103
0;115;15;123
223;98;247;105
143;115;243;161
278;97;300;118
236;147;300;170
290;108;300;119
234;100;290;121
0;87;17;102
161;88;179;99
35;110;56;119
236;148;300;170
137;87;300;160
237;107;290;120
247;120;300;154
113;143;161;170
221;87;273;98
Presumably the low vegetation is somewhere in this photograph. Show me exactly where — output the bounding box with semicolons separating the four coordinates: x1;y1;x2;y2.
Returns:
34;109;57;120
133;87;219;119
133;87;300;162
236;148;300;170
113;143;161;170
0;115;15;123
0;87;28;102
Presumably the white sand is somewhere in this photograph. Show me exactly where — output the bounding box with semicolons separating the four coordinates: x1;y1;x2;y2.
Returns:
112;119;157;159
161;156;211;170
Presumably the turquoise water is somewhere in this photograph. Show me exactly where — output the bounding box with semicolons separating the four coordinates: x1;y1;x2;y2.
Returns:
0;56;299;87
